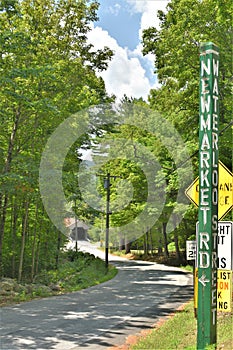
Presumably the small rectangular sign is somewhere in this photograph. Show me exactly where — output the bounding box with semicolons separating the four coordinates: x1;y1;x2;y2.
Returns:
194;269;232;312
186;240;197;261
217;222;232;270
195;221;232;270
217;270;232;312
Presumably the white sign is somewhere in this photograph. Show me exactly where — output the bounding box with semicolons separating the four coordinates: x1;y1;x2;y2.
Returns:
193;221;232;270
186;240;197;261
217;222;232;270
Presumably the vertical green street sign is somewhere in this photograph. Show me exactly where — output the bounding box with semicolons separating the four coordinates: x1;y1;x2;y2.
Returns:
197;42;219;349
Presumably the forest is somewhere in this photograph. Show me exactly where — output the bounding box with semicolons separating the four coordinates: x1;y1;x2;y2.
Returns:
0;0;232;281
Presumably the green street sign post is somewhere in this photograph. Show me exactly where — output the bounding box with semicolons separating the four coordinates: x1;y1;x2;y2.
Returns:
197;42;219;349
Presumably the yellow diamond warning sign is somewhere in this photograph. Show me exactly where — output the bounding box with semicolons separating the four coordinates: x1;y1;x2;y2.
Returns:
185;161;233;220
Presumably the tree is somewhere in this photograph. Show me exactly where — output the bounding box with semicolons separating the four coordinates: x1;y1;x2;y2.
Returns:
83;97;192;258
141;0;232;256
142;0;232;160
0;0;113;278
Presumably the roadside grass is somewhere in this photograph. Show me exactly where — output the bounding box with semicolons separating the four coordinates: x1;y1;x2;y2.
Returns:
131;300;233;350
37;250;117;292
0;251;118;306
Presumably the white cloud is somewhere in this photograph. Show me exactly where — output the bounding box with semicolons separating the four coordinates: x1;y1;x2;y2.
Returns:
87;1;170;100
87;26;151;100
108;3;121;16
129;43;157;82
126;0;169;14
126;0;169;35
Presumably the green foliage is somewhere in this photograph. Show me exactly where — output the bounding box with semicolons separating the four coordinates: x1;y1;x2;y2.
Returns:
34;251;117;292
139;0;232;258
142;0;232;156
0;251;118;305
89;98;195;258
0;0;113;279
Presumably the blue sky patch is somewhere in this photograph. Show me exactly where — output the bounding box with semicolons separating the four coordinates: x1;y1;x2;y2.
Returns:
95;0;141;50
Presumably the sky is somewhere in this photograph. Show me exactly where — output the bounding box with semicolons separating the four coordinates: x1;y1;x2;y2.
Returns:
87;0;170;100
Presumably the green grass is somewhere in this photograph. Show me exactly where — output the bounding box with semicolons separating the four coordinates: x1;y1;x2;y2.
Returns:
131;301;233;350
37;251;117;292
0;251;118;306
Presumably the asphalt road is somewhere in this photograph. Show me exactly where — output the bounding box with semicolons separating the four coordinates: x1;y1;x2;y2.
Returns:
0;242;193;350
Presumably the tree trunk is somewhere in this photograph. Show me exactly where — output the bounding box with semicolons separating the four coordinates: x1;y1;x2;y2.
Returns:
31;233;37;282
162;222;169;259
119;235;125;251
31;204;38;281
143;235;146;255
149;229;154;256
11;197;18;279
0;195;8;277
35;240;40;278
173;215;182;263
56;231;61;269
0;108;21;277
146;230;149;255
183;219;190;241
18;200;29;282
174;232;182;262
125;239;131;254
158;236;163;254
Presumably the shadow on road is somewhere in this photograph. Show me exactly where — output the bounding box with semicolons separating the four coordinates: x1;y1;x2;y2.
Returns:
1;255;193;350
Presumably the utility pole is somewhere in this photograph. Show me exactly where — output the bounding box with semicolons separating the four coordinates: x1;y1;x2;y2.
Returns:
73;196;78;252
75;215;78;252
104;173;111;269
97;172;121;269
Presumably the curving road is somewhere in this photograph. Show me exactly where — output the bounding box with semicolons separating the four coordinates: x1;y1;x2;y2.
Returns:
0;242;193;350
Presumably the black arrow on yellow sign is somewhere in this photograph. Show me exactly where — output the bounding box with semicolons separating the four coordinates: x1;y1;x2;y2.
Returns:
185;160;233;220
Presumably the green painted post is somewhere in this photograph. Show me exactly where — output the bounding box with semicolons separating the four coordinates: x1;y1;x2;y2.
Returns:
197;42;219;349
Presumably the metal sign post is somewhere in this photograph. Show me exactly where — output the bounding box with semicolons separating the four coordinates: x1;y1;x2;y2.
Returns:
197;42;219;349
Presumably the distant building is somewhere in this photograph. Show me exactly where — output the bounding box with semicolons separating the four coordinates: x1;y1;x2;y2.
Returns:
64;218;89;241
